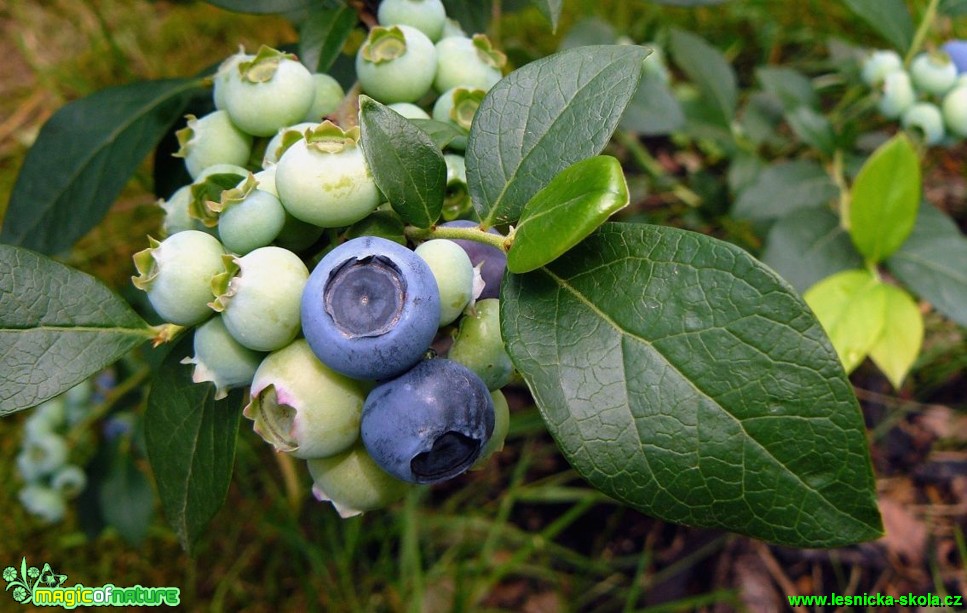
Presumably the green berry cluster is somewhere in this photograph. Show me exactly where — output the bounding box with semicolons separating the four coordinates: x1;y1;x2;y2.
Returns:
132;2;517;517
862;47;967;145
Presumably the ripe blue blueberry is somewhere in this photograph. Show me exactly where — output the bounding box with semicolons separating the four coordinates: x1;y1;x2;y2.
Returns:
356;25;438;103
440;220;507;299
943;39;967;73
361;358;495;484
301;236;441;380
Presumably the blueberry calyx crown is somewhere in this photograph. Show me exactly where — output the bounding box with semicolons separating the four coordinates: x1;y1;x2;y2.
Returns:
361;26;409;64
324;255;406;338
410;431;480;481
238;45;296;83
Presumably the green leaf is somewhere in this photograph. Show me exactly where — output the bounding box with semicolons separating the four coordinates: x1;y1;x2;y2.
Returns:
786;107;836;157
803;269;885;373
204;0;317;13
756;67;817;110
620;73;686;136
761;206;864;294
531;0;563;31
359;96;446;228
409;119;466;151
887;203;967;328
299;5;357;73
100;450;155;546
0;245;151;416
144;339;244;552
940;0;967;15
508;156;628;273
869;284;923;390
559;18;617;49
668;29;738;128
501;222;882;547
1;79;202;255
848;134;920;264
842;0;915;53
467;45;648;227
732;160;839;222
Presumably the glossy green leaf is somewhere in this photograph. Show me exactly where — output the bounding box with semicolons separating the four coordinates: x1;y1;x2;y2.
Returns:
359;96;446;228
668;29;737;128
467;45;647;227
531;0;563;31
869;285;923;390
501;222;882;547
887;204;967;328
1;79;202;255
410;119;467;150
620;73;686;136
299;5;357;73
842;0;914;53
0;245;152;415
804;269;885;373
848;134;920;264
144;339;244;552
732;160;839;222
508;156;628;273
204;0;317;13
761;206;864;294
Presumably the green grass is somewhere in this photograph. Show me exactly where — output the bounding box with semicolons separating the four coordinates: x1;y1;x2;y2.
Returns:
2;0;967;610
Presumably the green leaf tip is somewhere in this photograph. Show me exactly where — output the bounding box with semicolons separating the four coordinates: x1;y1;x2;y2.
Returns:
508;155;629;273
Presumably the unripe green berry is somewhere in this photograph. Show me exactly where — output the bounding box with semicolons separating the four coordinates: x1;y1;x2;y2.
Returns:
243;339;368;459
275;121;381;228
182;315;264;400
942;85;967;137
303;73;345;122
223;46;316;136
433;34;505;93
132;230;225;325
415;239;475;326
213;174;286;254
472;389;509;468
210;246;309;351
356;25;437;103
174;110;252;179
307;444;411;517
448;298;513;390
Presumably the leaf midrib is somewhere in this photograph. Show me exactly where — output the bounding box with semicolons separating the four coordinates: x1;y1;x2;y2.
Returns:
538;264;868;528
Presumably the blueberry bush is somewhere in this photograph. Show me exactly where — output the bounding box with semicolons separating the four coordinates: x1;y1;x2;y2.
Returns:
4;0;965;579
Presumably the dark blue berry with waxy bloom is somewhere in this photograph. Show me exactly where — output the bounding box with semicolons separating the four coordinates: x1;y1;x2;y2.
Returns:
360;358;494;484
301;236;441;380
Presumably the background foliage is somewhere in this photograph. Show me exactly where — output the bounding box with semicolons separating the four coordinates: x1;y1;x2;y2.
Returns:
1;0;966;610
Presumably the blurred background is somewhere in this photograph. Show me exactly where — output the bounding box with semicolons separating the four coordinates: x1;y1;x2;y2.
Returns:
1;1;966;610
